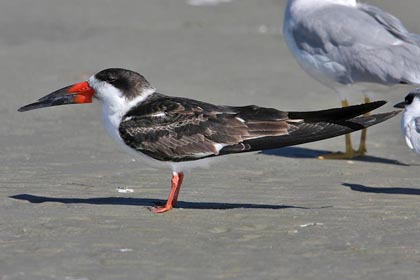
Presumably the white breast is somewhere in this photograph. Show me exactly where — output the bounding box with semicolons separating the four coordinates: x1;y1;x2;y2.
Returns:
401;98;420;154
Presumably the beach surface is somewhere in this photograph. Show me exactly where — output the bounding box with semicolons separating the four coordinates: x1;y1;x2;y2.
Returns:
2;0;420;279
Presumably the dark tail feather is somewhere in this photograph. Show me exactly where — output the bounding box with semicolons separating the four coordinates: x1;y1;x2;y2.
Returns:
226;111;399;153
288;101;386;122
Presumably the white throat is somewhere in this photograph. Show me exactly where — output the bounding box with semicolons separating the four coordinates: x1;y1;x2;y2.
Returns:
87;76;155;143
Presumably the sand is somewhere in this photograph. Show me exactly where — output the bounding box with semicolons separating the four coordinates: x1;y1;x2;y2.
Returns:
2;0;420;279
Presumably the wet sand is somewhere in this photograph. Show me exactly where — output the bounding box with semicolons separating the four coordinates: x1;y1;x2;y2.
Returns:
2;0;420;279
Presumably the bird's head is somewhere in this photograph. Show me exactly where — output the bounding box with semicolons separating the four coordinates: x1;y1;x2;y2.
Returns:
394;89;420;111
18;68;155;113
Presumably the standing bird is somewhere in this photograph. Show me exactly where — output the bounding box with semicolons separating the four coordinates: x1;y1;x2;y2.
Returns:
18;68;397;213
283;0;420;159
394;89;420;154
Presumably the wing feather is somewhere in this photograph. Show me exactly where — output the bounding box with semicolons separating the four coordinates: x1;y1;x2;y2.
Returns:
119;94;394;162
118;94;294;161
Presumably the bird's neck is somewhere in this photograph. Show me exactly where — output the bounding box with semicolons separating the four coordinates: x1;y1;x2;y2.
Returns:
104;88;155;119
101;89;156;138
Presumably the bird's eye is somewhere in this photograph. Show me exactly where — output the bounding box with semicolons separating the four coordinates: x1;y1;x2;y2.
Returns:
405;94;414;105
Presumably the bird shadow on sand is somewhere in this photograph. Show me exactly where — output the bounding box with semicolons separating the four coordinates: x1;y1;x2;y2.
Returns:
260;147;409;166
10;194;328;211
342;183;420;195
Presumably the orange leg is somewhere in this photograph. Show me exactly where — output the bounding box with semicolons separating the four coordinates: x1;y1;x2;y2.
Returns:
172;172;184;206
151;172;184;213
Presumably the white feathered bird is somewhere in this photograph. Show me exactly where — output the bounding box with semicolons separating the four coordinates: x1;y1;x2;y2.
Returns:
395;89;420;154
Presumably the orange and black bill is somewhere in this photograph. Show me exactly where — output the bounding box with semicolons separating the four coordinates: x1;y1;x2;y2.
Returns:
18;81;95;112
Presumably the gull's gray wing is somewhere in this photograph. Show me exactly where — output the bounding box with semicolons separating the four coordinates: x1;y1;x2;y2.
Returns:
358;3;420;45
288;4;420;85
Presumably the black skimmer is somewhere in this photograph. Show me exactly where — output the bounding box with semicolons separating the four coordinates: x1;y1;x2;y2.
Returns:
284;0;420;159
19;68;398;213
